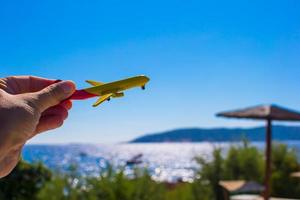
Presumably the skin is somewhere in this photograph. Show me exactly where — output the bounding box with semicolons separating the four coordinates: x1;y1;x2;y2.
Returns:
0;76;76;178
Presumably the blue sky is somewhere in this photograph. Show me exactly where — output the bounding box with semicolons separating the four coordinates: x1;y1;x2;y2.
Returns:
0;0;300;143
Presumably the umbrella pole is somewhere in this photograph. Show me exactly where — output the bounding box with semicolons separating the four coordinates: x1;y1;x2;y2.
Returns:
264;119;272;200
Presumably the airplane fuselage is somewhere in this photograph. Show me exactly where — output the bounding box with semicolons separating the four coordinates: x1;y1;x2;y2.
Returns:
85;75;149;96
69;75;150;106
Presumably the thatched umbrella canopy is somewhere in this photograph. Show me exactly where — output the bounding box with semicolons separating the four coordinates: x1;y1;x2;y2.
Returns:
290;172;300;178
217;104;300;200
219;180;264;193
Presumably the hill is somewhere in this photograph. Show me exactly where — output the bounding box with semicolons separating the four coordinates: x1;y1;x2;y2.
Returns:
130;125;300;143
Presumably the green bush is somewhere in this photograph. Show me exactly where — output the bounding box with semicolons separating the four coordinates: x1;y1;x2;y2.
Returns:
194;141;300;199
0;160;51;200
271;143;300;198
223;140;264;182
195;148;224;200
37;166;167;200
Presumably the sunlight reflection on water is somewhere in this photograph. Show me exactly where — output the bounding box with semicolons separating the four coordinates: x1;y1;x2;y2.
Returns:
23;142;300;183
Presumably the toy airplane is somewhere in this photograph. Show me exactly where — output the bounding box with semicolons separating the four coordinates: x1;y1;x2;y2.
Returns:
69;75;150;107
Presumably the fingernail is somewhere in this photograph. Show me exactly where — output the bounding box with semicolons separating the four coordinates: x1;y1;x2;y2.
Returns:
60;81;75;94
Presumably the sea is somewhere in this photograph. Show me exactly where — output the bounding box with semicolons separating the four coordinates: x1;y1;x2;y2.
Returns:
22;141;300;183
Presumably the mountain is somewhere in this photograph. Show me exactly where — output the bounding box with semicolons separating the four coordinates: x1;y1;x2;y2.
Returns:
130;126;300;143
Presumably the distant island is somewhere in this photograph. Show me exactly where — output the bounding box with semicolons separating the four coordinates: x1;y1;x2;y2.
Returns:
130;125;300;143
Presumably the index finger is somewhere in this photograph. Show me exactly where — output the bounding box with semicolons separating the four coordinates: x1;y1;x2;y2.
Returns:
4;76;58;94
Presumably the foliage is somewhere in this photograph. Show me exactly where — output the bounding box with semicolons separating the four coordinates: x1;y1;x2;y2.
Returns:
271;143;300;198
37;166;167;200
223;140;264;182
194;141;300;199
195;148;224;200
0;160;51;200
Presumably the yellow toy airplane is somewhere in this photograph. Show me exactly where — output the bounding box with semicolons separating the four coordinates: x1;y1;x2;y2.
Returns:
69;75;150;107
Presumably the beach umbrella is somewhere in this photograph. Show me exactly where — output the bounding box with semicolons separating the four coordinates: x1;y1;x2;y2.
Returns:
216;104;300;200
219;180;264;194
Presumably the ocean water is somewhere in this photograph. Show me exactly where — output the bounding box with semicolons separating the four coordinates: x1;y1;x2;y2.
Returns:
22;141;300;183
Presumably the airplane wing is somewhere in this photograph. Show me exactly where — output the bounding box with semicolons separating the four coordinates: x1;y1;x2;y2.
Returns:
86;80;105;86
93;94;113;107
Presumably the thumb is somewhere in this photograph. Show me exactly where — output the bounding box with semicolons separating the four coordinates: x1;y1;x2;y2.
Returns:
33;81;76;112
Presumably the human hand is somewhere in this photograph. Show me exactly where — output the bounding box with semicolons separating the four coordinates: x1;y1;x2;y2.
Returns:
0;76;75;178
